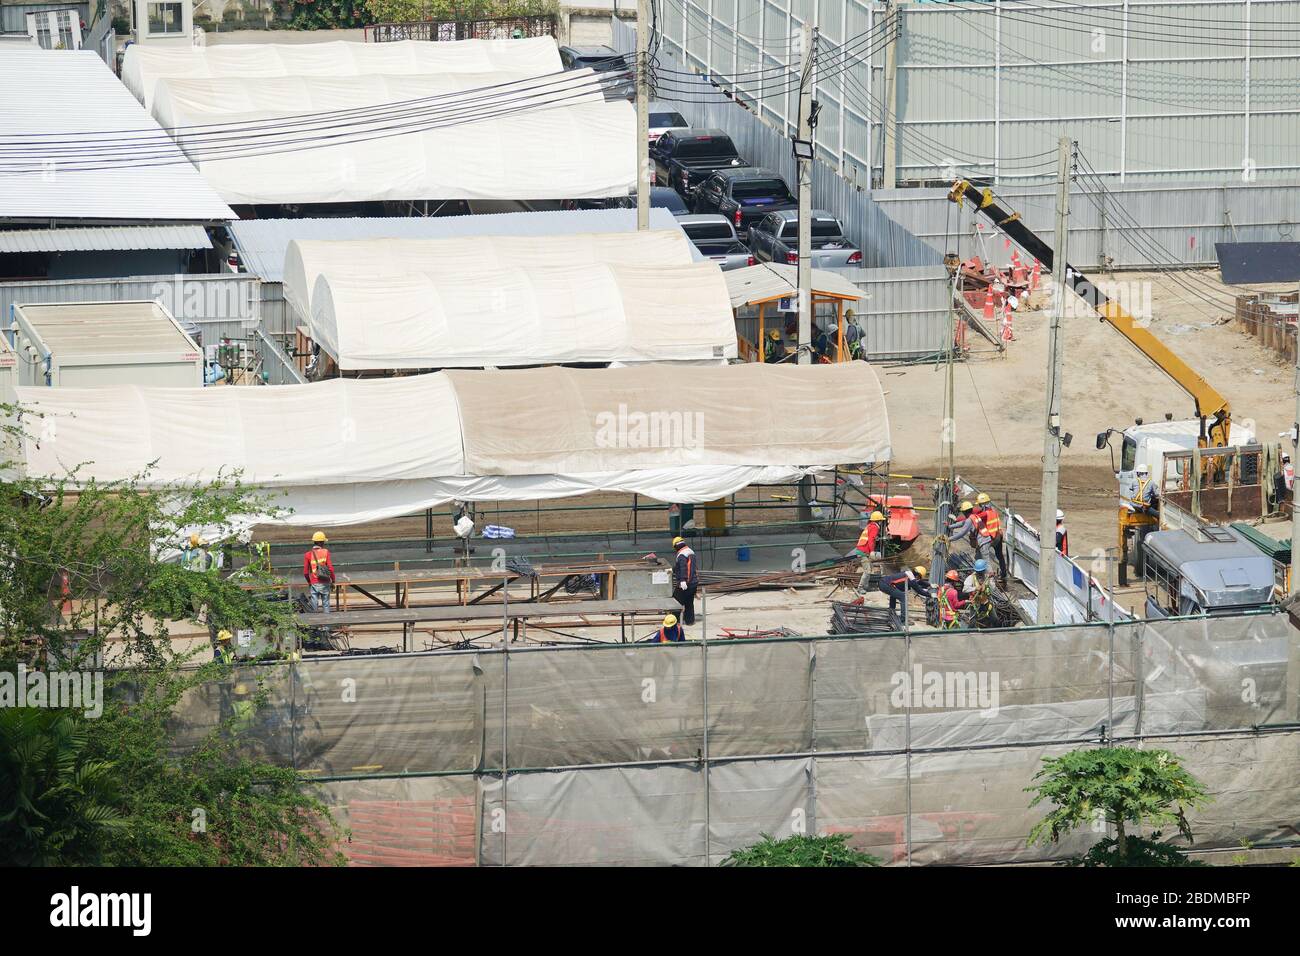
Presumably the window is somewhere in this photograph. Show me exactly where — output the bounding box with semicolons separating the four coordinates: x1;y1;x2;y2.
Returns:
1121;435;1137;473
148;2;184;34
683;221;734;242
1144;554;1180;615
674;139;737;160
732;180;791;200
649;112;687;129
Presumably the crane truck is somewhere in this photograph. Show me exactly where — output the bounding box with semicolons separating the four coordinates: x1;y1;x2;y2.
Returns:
946;179;1258;583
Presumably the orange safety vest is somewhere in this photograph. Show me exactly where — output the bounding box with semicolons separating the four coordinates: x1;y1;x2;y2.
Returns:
307;547;332;583
980;506;1001;537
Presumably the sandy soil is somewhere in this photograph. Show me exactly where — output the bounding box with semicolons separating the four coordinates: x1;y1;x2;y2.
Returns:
881;269;1295;558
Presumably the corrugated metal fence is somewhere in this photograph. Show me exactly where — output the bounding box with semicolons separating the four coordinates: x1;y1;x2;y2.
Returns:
873;181;1300;271
614;17;942;271
845;265;951;360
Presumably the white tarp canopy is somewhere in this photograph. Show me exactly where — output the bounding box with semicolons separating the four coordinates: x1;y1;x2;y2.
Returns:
15;363;891;526
725;263;865;308
150;75;634;204
289;230;736;368
122;37;565;108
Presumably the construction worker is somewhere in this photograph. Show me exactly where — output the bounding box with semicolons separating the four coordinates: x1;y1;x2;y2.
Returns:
948;500;993;563
848;510;887;592
182;533;210;572
1284;454;1295;491
878;566;929;617
764;329;786;363
303;531;335;613
844;313;864;360
973;492;1008;582
214;629;234;664
671;536;698;626
1055;509;1069;556
1133;464;1159;516
937;570;967;630
963;559;996;626
654;613;685;643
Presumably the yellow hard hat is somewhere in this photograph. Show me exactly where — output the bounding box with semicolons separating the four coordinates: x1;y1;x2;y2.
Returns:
663;613;677;627
189;533;202;546
975;492;991;505
914;566;927;578
768;329;780;340
312;531;327;543
672;536;685;548
959;500;973;512
869;510;885;522
216;629;232;643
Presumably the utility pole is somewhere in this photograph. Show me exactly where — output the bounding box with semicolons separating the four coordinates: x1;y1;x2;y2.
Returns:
635;0;650;230
796;20;815;364
881;1;899;189
1290;316;1299;593
1037;135;1071;625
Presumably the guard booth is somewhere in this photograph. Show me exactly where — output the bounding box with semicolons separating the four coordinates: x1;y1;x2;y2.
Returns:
726;263;864;363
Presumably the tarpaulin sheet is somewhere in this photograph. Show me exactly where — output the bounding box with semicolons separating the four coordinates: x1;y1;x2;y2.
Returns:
1215;242;1300;285
16;363;890;525
315;775;478;867
296;231;735;368
705;641;812;757
122;36;565;108
479;765;708;866
284;229;693;320
813;755;910;864
707;758;814;863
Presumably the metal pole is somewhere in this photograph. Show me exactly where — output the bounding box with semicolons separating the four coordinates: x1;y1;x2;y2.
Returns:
635;0;650;230
1037;136;1071;625
1107;548;1116;743
701;617;711;866
1291;306;1299;592
796;20;814;365
882;0;899;189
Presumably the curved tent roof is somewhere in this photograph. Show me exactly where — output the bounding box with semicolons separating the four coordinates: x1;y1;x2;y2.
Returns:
283;229;694;318
15;363;891;526
122;36;563;108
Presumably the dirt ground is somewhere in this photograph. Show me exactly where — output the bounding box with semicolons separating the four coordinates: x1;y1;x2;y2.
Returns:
881;269;1295;559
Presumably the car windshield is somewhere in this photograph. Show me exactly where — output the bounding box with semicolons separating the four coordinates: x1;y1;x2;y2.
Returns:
674;139;737;159
683;221;734;241
578;54;622;70
651;191;687;213
732;180;790;199
650;111;687;128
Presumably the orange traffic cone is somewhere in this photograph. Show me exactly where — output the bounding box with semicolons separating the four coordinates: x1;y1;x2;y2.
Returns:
982;284;994;323
1011;249;1026;285
1030;258;1041;291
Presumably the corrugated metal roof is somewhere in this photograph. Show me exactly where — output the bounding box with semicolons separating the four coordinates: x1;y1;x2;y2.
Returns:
725;263;864;308
229;207;691;282
0;50;235;223
0;225;213;253
14;301;198;357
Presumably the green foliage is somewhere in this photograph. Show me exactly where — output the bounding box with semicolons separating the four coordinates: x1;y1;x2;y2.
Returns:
0;708;125;866
1063;834;1208;868
1027;747;1210;867
362;0;556;26
0;407;343;865
291;0;376;30
722;833;881;867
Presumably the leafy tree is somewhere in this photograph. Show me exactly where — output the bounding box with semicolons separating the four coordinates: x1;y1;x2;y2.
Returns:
0;708;125;866
0;407;345;865
1027;746;1210;867
722;833;881;867
362;0;556;26
290;0;375;30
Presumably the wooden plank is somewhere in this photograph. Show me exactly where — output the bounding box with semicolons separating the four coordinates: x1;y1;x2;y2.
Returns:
296;598;678;628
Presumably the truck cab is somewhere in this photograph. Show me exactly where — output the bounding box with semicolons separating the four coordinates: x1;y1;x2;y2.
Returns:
1140;527;1277;619
1102;418;1256;504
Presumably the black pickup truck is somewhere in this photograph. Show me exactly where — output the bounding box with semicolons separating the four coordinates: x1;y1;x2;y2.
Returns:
651;129;748;201
691;167;797;234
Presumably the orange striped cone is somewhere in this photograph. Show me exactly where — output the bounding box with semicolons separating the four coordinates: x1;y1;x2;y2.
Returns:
1011;249;1026;285
982;284;995;323
1030;258;1041;291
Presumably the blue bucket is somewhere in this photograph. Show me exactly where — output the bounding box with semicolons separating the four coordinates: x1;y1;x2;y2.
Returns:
737;546;751;562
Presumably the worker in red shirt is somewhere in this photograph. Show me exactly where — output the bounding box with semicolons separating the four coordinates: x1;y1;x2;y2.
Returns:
303;531;336;613
937;570;967;629
848;509;887;593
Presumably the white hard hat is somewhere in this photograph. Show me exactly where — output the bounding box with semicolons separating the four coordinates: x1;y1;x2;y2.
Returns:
1056;509;1065;521
1135;464;1150;474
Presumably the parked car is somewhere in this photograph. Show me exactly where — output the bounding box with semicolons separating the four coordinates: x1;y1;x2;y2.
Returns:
648;103;689;144
605;186;690;215
558;44;633;100
677;214;754;271
748;209;863;268
690;167;797;234
651;128;748;201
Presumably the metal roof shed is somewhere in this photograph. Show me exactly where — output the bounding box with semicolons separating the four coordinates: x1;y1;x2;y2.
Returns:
11;301;203;389
0;50;234;225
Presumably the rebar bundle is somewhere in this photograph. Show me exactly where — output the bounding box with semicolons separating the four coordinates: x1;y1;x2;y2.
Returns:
828;601;902;635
